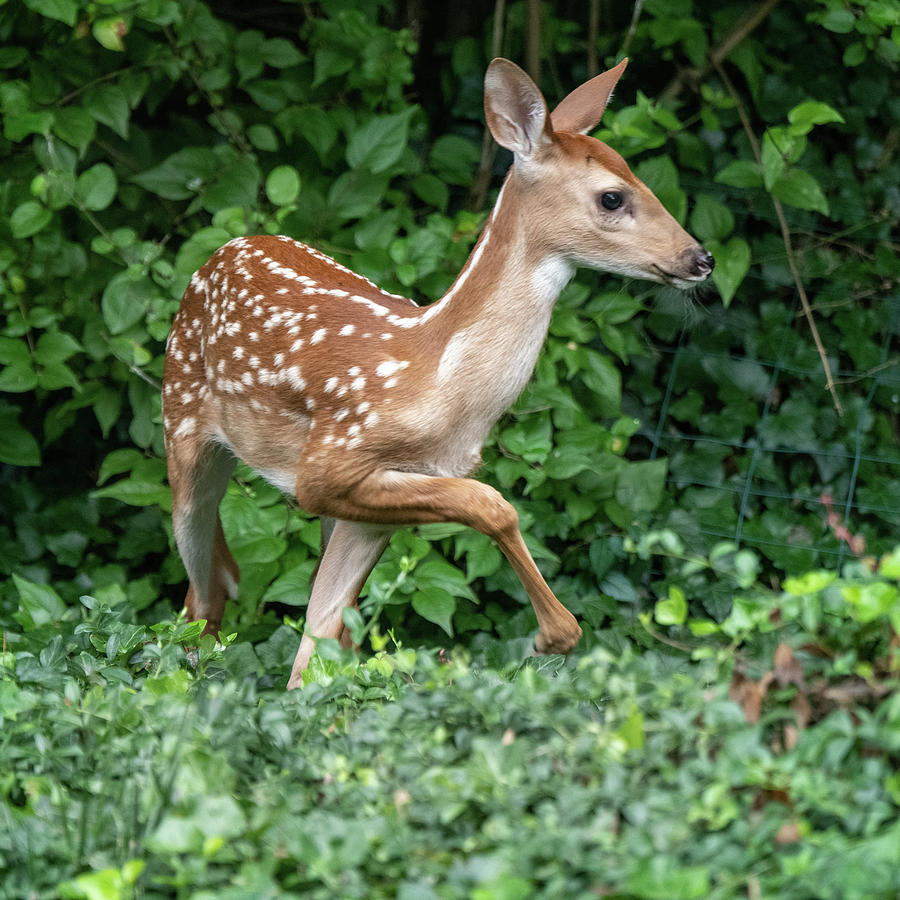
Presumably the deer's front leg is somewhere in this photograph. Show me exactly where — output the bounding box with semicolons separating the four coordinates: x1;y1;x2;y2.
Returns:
300;470;582;658
287;519;391;689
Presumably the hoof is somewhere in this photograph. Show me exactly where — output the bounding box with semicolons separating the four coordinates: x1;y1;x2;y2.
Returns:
533;620;583;655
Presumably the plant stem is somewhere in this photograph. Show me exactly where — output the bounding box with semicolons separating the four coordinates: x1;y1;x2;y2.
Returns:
715;61;843;416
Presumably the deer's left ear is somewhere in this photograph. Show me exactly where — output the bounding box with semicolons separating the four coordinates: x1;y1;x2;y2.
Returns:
550;58;628;135
484;58;554;161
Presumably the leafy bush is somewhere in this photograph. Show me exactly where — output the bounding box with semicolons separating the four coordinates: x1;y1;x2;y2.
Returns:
2;4;900;893
3;542;900;898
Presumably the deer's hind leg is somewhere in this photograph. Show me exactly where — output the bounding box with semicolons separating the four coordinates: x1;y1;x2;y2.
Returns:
166;434;238;637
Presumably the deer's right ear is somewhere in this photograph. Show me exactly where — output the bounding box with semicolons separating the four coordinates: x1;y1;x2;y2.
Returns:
484;58;553;161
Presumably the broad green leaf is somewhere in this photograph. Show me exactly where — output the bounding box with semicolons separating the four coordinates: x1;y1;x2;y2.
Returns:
93;16;129;52
635;154;686;222
841;581;898;623
53;106;96;155
0;405;40;466
263;37;304;68
655;585;688;625
347;109;414;174
616;459;668;513
101;270;157;334
10;201;52;238
35;330;82;365
13;574;66;627
92;479;171;508
201;155;261;213
131;147;219;200
772;168;830;215
4;110;54;142
276;106;337;158
175;227;231;277
689;194;734;243
77;163;117;211
783;570;836;595
429;134;480;186
230;534;288;564
707;236;750;306
328;171;389;221
248;123;278;151
23;0;77;25
414;558;477;601
714;160;762;188
412;587;456;636
788;101;845;134
266;165;301;205
84;84;130;138
97;447;143;485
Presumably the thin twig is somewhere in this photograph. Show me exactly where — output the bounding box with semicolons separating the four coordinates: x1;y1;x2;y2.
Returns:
467;0;506;212
526;0;541;83
715;61;843;416
619;0;645;60
587;0;600;77
661;0;781;100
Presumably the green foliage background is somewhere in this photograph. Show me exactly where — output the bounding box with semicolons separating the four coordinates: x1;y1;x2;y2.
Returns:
1;1;900;896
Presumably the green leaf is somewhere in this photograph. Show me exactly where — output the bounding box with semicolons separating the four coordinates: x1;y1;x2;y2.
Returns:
707;236;750;306
616;459;668;513
771;168;830;215
4;110;54;142
347;109;414;174
248;123;278;151
788;101;845;134
0;405;40;466
841;582;898;623
414;558;477;601
131;148;219;200
635;154;686;222
266;165;301;205
101;270;157;334
92;479;171;509
34;329;82;365
93;16;129;52
328;171;389;220
13;574;66;627
429;135;480;186
783;570;836;595
689;194;734;243
97;447;143;485
714;160;762;188
10;201;52;238
230;534;288;565
23;0;78;25
53;106;97;155
77;163;118;211
655;585;688;625
263;37;304;68
174;227;231;277
85;84;130;138
412;587;456;636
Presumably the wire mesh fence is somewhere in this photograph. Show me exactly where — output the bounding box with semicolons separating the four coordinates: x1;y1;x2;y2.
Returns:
628;288;900;572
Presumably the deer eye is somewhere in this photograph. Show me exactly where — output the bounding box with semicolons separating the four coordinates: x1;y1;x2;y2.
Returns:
599;191;624;211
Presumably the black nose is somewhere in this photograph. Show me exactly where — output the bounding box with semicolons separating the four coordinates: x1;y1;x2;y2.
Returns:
692;248;715;277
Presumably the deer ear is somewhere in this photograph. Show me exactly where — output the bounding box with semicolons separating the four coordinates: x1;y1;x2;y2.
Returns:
484;58;554;160
550;58;628;135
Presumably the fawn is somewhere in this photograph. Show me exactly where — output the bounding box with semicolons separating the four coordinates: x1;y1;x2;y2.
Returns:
162;57;713;688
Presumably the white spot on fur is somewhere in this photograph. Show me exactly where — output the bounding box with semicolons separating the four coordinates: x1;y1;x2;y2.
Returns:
375;359;409;378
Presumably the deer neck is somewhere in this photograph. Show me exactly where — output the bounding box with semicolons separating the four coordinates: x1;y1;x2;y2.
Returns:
426;172;574;417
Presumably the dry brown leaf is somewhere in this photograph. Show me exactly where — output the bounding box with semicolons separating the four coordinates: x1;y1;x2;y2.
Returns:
774;822;802;845
729;670;773;723
773;641;805;689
